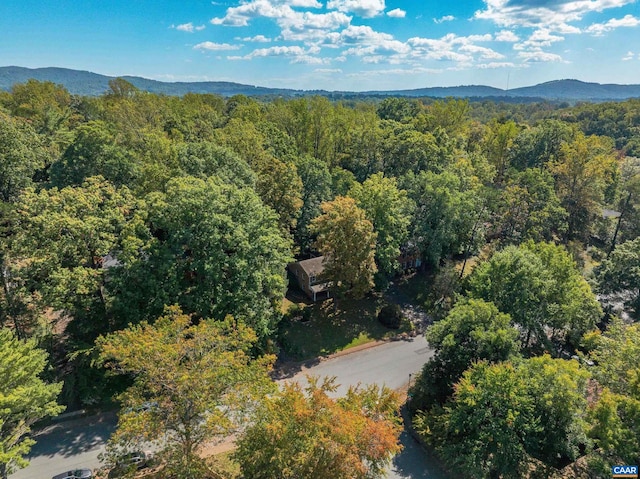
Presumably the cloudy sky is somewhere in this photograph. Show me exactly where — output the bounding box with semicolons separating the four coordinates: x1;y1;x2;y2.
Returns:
1;0;639;91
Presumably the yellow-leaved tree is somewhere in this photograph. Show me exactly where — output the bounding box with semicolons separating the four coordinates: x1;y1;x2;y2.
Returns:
234;376;402;479
97;306;275;477
310;196;377;299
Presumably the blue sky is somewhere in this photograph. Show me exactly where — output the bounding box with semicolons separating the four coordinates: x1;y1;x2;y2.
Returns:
1;0;639;91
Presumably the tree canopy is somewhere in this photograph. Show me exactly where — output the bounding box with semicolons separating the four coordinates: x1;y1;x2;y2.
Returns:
310;196;377;299
234;376;402;479
0;328;63;479
98;306;275;477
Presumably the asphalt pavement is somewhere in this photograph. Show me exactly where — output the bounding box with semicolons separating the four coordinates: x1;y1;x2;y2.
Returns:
11;335;447;479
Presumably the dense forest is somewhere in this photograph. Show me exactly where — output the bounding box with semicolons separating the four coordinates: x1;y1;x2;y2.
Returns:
1;78;639;478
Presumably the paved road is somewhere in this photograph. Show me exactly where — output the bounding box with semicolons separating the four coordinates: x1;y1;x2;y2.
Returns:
12;336;446;479
10;412;117;479
284;336;446;479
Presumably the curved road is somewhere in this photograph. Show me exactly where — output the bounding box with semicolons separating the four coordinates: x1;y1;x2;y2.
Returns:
11;336;446;479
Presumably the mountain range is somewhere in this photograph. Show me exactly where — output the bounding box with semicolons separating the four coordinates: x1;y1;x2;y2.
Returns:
2;66;640;101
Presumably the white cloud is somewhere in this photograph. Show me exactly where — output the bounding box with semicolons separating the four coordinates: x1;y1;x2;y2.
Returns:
174;22;205;32
238;34;272;42
477;62;516;68
211;0;321;27
194;41;242;51
407;33;496;64
495;30;519;42
586;14;640;36
324;24;410;56
514;29;564;51
622;51;636;61
326;0;386;18
434;15;455;23
279;11;352;41
475;0;636;30
387;8;406;18
459;44;505;59
517;50;564;62
346;67;443;77
314;68;343;73
231;45;329;64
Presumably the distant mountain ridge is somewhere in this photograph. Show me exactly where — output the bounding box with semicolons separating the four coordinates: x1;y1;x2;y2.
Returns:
2;66;640;101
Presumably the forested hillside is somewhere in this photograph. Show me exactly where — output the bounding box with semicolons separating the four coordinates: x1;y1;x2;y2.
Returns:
1;78;639;478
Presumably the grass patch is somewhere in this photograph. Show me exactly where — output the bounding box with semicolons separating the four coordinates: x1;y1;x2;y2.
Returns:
207;451;241;479
278;296;410;361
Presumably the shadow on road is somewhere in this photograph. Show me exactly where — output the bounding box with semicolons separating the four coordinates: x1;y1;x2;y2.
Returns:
389;428;448;479
271;356;322;380
28;412;118;459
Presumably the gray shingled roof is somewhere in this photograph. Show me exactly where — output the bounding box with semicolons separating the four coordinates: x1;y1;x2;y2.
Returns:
296;256;325;277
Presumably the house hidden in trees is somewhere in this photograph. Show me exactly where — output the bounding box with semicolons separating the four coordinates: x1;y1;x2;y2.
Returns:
289;248;422;302
289;256;331;302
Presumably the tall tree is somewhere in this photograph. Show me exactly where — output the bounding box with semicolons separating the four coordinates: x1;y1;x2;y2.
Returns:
8;79;75;159
0;112;46;201
550;132;618;242
110;176;292;337
98;306;275;478
49;120;139;188
294;156;334;254
175;141;255;188
254;156;303;237
234;377;401;479
482;119;519;184
494;168;567;244
310;196;377;299
418;356;589;478
405;160;485;267
348;173;414;277
597;238;640;320
469;242;601;350
410;298;520;410
585;320;640;470
509;120;574;170
0;329;64;479
9;177;138;340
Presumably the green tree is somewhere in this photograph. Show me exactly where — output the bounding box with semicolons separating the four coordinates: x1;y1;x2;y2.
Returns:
482;119;519;184
310;196;377;299
8;79;75;159
294;156;334;254
254;156;303;237
0;112;46;201
420;361;534;479
405;160;485;267
175;141;255;188
550;132;618;241
348;173;414;277
596;238;640;320
49;120;139;188
111;176;292;337
495;168;567;243
510;120;574;170
377;97;421;122
585;320;640;470
98;306;275;478
382;125;443;177
587;319;640;399
410;298;520;409
234;376;401;479
418;356;589;478
469;242;601;350
0;328;64;479
9;177;138;341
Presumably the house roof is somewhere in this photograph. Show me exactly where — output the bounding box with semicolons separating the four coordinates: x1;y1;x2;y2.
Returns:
295;256;326;277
